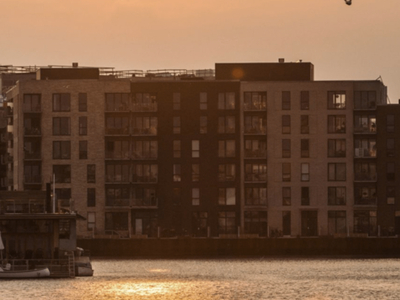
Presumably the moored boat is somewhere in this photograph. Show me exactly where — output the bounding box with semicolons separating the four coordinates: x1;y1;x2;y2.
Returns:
0;267;50;279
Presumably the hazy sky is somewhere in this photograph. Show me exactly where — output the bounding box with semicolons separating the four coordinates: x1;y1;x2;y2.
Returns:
2;0;400;101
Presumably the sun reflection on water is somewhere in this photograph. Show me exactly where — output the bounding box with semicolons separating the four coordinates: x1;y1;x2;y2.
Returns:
105;281;174;297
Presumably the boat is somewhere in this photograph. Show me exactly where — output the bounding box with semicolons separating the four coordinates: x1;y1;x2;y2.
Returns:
74;248;94;276
0;267;50;279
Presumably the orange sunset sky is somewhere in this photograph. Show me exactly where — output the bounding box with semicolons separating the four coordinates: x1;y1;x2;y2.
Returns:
2;0;400;101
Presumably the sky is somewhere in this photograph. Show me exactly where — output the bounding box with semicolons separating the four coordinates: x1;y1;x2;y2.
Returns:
2;0;400;101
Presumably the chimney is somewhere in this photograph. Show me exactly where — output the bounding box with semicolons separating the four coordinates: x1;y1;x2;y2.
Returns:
278;58;285;63
72;62;78;68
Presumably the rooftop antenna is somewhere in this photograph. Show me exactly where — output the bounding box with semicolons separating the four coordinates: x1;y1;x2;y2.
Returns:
344;0;352;5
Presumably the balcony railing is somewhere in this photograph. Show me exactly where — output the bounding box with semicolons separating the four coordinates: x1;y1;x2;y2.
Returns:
354;126;376;134
354;149;376;158
132;127;157;135
355;197;377;205
131;103;158;112
105;127;129;135
23;175;42;184
244;126;267;135
243;102;266;111
24;152;42;160
245;174;267;182
105;151;130;159
24;128;41;136
105;198;158;207
354;173;377;181
245;149;267;158
1;199;45;214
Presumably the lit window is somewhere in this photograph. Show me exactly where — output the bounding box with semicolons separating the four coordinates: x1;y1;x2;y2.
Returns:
218;188;236;205
192;140;200;158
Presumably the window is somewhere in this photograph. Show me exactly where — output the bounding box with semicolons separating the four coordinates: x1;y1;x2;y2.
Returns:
244;211;268;236
282;211;291;236
301;187;310;205
132;140;158;159
328;163;346;181
24;116;41;135
200;93;207;110
282;187;291;206
245;163;267;182
282;163;291;182
301;139;309;158
105;212;128;231
279;139;290;158
87;188;96;207
53;141;70;159
354;138;376;158
387;162;395;181
218;116;235;134
192;140;200;158
218;164;235;181
354;162;376;181
244;116;266;134
132;164;158;182
106;116;129;135
354;211;376;235
387;115;394;133
192;212;208;237
355;185;377;205
53;117;70;135
173;140;181;158
79;116;87;135
301;115;309;134
244;92;267;111
173;117;181;134
192;164;199;181
218;211;236;234
387;139;395;157
55;188;71;207
328;211;346;235
218;188;236;205
106;187;129;206
87;164;96;183
328;187;346;205
132;93;157;112
105;93;129;111
106;162;130;182
282;115;291;134
282;91;291;110
106;140;129;159
328;139;346;157
301;163;310;181
87;212;96;231
245;187;267;206
173;164;181;182
132;117;157;135
192;188;200;205
386;186;395;205
53;93;70;111
218;140;235;157
218;92;235;110
300;91;309;110
328;115;346;133
200;116;207;134
24;163;41;184
53;165;71;183
79;141;88;159
244;139;267;158
173;93;180;110
354;91;376;109
328;92;346;109
23;94;41;112
79;93;87;112
132;187;157;206
354;114;376;133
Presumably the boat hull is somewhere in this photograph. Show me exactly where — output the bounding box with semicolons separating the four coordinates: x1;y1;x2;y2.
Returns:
0;268;50;279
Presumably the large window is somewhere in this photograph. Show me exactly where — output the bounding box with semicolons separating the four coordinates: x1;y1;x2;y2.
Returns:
218;140;235;157
354;114;376;133
106;140;129;159
282;115;291;134
218;188;236;205
245;187;267;206
106;163;130;182
245;116;266;134
244;92;267;111
79;93;87;112
105;116;129;135
328;92;346;109
218;164;235;181
23;94;41;112
53;165;71;183
218;211;236;234
328;187;346;205
245;163;267;182
55;188;71;207
132;187;157;206
106;186;129;206
354;162;376;181
192;212;208;237
244;211;268;236
53;141;70;159
218;92;235;110
282;139;291;158
328;163;346;181
53;117;70;135
328;139;346;157
354;91;376;109
282;91;291;110
328;115;346;133
354;185;377;205
244;139;266;158
132;93;157;112
132;164;158;182
132;117;157;135
53;93;70;112
24;116;41;135
24;163;41;184
105;93;129;111
354;138;376;158
132;140;157;159
79;117;87;135
218;116;235;134
328;211;346;235
354;210;376;235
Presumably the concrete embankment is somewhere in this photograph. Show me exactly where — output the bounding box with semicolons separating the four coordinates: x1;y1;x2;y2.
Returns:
78;238;400;257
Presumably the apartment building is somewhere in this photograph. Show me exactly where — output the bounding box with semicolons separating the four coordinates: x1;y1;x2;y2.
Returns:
4;61;390;238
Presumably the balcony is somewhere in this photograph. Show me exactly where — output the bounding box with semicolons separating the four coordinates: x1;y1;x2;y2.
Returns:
354;126;376;134
244;126;267;135
354;172;377;181
244;149;267;159
131;198;158;207
244;173;267;182
105;198;158;207
131;127;157;136
24;128;41;136
1;199;45;214
105;127;129;135
354;148;376;158
105;198;130;207
24;152;42;160
131;103;157;112
23;175;42;184
355;197;377;206
105;151;130;160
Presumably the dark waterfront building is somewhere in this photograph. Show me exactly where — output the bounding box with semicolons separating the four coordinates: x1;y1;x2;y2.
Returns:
3;60;399;240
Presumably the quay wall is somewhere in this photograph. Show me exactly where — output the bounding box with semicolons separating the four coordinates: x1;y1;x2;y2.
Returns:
78;238;400;257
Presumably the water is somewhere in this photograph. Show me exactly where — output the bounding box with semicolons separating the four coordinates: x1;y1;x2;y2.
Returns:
2;258;400;299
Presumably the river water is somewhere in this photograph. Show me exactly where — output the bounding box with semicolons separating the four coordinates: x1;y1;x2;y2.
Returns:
2;258;400;299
